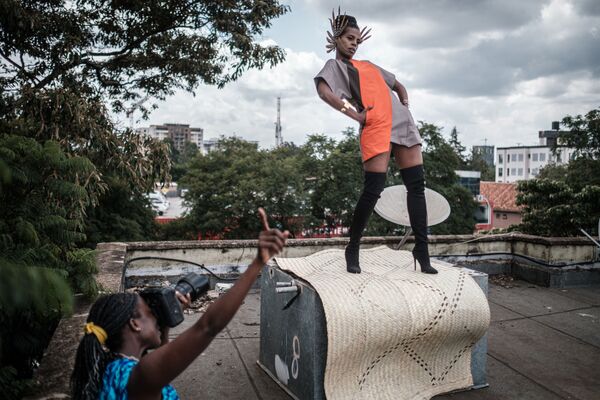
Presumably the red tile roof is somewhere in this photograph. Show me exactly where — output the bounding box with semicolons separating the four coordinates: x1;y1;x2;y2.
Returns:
480;182;522;212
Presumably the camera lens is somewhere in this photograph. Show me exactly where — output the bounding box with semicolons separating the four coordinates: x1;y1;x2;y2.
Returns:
175;273;210;302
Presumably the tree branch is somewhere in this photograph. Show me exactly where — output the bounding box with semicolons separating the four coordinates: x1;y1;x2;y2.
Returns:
84;23;206;59
0;48;39;84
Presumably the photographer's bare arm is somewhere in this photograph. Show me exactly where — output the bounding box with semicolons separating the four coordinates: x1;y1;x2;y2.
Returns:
127;208;289;399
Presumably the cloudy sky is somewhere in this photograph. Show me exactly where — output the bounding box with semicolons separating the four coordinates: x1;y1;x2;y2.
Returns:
131;0;600;151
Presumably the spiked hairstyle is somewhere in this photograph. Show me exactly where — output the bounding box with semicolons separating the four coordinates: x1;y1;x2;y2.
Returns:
326;7;372;53
71;293;139;400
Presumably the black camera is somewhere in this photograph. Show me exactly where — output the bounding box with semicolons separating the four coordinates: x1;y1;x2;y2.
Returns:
140;273;210;328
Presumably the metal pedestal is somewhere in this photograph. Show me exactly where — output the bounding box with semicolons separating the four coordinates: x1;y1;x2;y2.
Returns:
259;264;489;399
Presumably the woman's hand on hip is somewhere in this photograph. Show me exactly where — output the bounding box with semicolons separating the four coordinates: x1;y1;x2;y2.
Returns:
356;105;373;126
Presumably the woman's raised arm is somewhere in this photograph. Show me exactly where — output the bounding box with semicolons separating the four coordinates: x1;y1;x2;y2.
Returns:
127;208;289;398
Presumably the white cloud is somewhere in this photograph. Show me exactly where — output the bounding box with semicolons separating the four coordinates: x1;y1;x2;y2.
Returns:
130;0;600;152
135;46;354;147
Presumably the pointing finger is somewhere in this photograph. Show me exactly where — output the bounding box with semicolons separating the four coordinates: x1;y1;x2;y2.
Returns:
258;207;270;231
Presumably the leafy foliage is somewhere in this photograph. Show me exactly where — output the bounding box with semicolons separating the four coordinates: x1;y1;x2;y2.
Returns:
169;140;200;182
448;126;466;164
557;108;600;159
178;125;477;239
1;1;289;392
182;137;310;238
0;0;288;113
516;108;600;236
467;150;495;181
419;123;477;234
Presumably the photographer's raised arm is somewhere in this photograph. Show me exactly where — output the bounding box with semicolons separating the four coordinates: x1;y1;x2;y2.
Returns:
127;209;289;398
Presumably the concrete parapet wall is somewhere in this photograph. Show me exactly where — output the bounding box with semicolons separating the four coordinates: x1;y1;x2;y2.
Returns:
125;233;598;268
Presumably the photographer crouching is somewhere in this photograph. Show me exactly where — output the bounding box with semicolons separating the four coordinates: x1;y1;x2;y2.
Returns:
71;208;288;399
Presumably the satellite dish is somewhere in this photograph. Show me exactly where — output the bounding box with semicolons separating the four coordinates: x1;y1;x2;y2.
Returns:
374;185;451;227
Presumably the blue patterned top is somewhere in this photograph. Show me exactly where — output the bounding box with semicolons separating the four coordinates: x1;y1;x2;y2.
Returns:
99;357;179;399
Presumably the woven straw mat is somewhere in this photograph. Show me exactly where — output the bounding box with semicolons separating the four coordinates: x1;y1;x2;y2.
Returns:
275;246;490;400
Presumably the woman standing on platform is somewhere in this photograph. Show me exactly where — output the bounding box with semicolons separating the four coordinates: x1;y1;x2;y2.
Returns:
314;9;437;275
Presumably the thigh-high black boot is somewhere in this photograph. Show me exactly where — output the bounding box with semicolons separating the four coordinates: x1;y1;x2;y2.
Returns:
400;165;438;274
345;171;387;273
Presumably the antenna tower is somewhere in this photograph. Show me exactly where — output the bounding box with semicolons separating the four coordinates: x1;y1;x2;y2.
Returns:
275;97;283;146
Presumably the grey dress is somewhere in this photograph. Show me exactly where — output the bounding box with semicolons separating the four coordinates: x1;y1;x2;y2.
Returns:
314;59;421;160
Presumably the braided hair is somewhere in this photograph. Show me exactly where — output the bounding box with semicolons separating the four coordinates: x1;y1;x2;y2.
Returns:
71;293;138;400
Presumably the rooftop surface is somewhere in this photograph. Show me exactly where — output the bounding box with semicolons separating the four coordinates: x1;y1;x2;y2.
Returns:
169;278;600;400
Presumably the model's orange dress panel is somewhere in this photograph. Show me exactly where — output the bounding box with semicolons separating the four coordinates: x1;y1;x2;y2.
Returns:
350;60;393;161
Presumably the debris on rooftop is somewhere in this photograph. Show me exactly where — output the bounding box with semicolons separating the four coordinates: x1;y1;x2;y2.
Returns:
489;274;517;288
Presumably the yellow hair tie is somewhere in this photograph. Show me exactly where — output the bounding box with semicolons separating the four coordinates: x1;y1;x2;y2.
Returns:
84;322;108;345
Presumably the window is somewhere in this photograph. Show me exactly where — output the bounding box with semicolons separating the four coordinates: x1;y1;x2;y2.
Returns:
540;153;546;161
507;168;510;176
518;154;524;162
532;168;539;176
502;213;507;220
496;213;501;218
498;168;503;177
532;153;538;161
507;154;510;163
498;154;503;164
474;205;490;224
518;168;523;176
528;153;531;159
511;168;517;176
527;168;530;174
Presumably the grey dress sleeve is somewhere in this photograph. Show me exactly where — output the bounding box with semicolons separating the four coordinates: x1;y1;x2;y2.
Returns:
376;64;396;89
314;59;352;100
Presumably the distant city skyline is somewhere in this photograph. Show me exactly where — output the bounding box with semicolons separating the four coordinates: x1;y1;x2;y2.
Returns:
120;0;600;150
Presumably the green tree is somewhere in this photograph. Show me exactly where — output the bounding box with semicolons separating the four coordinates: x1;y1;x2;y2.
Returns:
449;126;466;166
310;128;363;229
419;122;477;234
557;108;600;159
467;150;495;181
0;134;83;396
182;137;309;238
0;0;288;112
170;140;200;182
517;108;600;236
0;1;288;393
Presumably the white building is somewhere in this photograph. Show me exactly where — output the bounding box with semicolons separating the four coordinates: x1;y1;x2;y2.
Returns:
200;136;259;155
495;127;575;183
202;138;220;154
136;125;261;156
136;123;203;152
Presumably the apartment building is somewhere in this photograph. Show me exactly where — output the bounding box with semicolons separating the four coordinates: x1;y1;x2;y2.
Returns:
495;124;575;183
136;123;203;152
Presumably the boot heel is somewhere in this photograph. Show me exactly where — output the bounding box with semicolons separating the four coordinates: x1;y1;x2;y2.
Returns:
412;249;438;274
345;246;361;274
